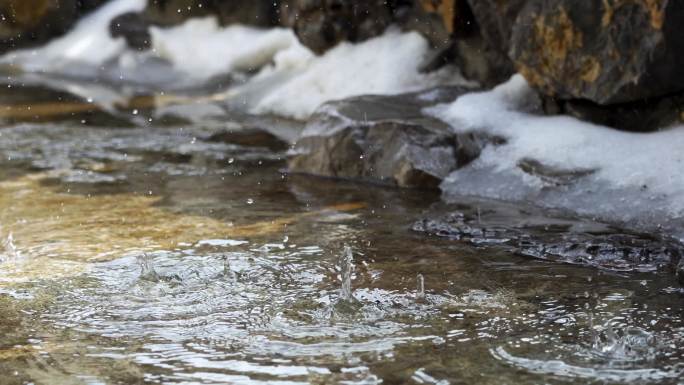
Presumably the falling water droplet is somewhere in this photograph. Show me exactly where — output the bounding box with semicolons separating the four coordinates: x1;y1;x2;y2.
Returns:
339;245;355;302
246;198;254;205
222;255;238;284
137;253;160;282
416;273;425;302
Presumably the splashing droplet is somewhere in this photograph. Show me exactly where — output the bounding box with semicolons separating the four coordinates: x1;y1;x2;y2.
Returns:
416;273;425;302
222;255;237;284
137;253;160;282
339;245;355;303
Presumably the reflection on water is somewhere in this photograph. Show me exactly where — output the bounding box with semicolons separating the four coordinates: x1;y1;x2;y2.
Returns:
0;99;683;384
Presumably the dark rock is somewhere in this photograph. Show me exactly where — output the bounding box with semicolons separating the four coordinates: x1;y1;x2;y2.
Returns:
677;258;684;285
207;128;290;152
142;0;280;28
413;209;683;274
543;94;684;132
288;87;487;188
419;0;518;87
286;0;393;55
0;0;106;54
517;158;596;186
510;0;684;105
109;12;151;51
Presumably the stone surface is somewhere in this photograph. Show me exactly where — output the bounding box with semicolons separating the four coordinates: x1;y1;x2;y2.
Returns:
142;0;280;27
285;0;393;55
413;208;683;275
510;0;684;105
288;87;488;188
110;12;151;50
0;0;105;54
544;93;684;132
207;128;290;152
421;0;519;87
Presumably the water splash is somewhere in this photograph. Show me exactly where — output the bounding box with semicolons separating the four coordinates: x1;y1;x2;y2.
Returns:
339;245;355;303
415;273;425;302
1;231;21;262
136;253;160;282
590;318;658;362
222;254;238;284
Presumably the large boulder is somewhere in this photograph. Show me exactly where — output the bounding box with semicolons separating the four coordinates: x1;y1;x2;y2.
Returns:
288;87;489;188
510;0;684;105
0;0;106;54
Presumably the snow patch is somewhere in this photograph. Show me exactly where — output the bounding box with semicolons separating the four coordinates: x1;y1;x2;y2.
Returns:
249;30;454;119
1;0;459;119
427;75;684;236
1;0;146;72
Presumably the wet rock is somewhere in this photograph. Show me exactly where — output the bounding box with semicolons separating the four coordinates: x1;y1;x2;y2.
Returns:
109;12;151;51
142;0;280;28
510;0;684;105
206;128;290;152
288;87;486;188
413;209;684;275
0;0;106;54
285;0;393;55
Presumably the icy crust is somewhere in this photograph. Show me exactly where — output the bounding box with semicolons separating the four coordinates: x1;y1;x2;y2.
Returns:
427;75;684;238
1;0;457;119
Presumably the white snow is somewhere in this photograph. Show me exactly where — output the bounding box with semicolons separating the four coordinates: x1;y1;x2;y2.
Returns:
1;0;146;71
427;75;684;235
249;29;455;119
149;18;298;80
1;0;459;119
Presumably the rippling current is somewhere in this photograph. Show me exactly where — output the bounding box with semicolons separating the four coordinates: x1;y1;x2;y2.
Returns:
0;85;683;385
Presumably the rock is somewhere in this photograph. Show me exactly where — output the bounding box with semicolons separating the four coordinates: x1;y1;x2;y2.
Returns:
413;208;683;275
286;0;393;55
288;87;487;188
543;93;684;132
207;128;290;152
0;0;106;54
420;0;519;87
142;0;280;27
109;12;151;51
677;257;684;285
510;0;684;105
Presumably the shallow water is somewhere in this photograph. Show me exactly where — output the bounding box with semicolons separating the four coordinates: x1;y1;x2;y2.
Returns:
1;85;683;385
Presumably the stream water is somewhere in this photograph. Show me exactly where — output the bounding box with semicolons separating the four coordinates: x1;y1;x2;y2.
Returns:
1;83;683;385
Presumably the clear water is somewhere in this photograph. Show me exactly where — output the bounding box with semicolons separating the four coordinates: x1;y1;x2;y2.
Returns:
0;82;683;385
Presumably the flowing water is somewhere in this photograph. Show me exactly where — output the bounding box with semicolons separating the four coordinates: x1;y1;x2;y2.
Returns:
1;83;684;385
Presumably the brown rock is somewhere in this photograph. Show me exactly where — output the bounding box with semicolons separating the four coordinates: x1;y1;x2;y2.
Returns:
510;0;684;105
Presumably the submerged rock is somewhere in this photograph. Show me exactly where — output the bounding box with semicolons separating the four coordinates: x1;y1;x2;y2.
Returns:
510;0;684;105
206;128;290;152
413;208;684;277
0;0;105;54
288;87;489;188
